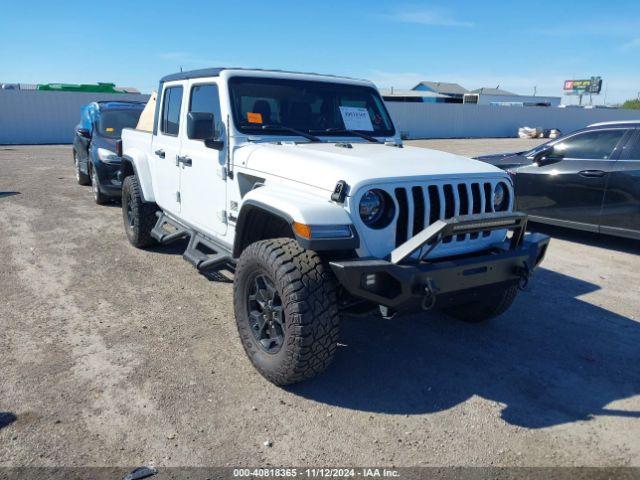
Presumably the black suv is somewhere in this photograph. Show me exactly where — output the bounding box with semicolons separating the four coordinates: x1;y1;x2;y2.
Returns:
73;101;145;204
475;121;640;240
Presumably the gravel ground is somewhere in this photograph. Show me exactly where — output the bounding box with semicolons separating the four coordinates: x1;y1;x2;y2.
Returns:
1;141;639;469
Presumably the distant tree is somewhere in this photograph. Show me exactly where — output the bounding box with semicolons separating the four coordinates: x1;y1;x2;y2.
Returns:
622;99;640;109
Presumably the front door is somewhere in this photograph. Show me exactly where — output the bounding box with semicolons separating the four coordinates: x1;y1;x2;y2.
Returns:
600;129;640;237
75;104;94;171
151;82;185;215
515;128;627;229
178;80;228;237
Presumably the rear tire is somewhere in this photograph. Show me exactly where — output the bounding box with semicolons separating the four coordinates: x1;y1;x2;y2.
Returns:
74;151;90;186
443;284;519;323
234;238;340;385
122;175;158;248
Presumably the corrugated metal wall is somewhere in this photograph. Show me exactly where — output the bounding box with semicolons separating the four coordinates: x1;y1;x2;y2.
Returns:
0;90;150;144
386;103;640;139
1;90;638;143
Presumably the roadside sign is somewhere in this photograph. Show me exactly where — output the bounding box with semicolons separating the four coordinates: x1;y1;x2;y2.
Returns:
563;77;602;95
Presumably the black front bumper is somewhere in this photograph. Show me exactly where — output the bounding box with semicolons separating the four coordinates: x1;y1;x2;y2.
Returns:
94;161;122;197
330;212;549;311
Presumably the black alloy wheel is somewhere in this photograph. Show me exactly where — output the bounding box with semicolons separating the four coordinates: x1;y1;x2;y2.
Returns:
246;273;285;353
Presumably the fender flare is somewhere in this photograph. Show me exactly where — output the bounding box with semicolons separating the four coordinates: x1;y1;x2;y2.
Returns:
233;187;359;257
121;152;155;203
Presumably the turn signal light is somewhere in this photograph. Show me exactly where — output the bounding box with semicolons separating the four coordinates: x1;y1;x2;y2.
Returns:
292;222;352;240
293;222;312;239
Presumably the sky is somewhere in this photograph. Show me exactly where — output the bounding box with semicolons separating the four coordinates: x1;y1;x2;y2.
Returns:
1;0;639;104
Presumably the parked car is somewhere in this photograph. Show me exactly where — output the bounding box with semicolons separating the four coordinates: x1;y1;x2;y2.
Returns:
73;101;145;204
119;68;549;385
475;121;640;240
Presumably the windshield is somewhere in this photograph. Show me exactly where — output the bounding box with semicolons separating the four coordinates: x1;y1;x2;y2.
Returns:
229;76;395;138
97;109;143;138
522;133;576;156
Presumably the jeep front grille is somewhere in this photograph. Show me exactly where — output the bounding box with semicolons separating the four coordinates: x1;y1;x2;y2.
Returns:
393;181;500;247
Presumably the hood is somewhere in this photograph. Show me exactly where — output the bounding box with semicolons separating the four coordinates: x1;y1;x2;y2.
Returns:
92;135;118;151
239;142;508;193
474;151;531;170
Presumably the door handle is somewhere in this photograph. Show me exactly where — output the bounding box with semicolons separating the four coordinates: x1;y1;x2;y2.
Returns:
177;155;192;167
154;149;165;158
578;170;606;178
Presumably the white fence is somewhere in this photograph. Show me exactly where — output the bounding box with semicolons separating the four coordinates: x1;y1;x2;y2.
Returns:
0;90;149;145
385;102;640;139
1;90;638;144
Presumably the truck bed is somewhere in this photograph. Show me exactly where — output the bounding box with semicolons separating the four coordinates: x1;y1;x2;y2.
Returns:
122;128;153;154
121;128;155;202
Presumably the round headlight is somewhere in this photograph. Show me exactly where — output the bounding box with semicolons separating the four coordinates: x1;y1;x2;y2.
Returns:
359;189;393;229
493;182;509;211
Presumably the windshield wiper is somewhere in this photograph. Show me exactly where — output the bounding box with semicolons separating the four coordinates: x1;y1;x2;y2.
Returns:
310;127;381;143
256;124;321;143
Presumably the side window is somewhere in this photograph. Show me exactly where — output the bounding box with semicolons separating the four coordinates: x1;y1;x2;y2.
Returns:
189;84;222;138
80;107;92;130
554;129;626;160
161;86;183;136
622;131;640;160
80;105;97;131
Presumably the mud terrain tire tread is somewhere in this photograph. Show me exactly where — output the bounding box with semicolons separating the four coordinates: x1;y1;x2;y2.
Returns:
234;238;340;385
122;175;157;248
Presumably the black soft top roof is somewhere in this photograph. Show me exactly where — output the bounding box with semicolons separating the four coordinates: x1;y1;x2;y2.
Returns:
159;67;365;84
160;68;229;83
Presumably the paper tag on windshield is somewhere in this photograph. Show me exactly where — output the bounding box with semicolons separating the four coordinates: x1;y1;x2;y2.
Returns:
247;112;263;124
339;106;373;131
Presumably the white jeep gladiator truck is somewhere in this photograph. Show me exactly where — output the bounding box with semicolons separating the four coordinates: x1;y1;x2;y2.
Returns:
120;67;549;385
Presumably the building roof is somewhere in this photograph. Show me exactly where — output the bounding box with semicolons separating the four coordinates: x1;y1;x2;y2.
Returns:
412;81;469;95
470;87;517;96
379;88;449;99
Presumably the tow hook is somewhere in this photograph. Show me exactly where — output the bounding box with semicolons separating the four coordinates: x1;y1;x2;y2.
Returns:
515;262;532;291
421;278;438;311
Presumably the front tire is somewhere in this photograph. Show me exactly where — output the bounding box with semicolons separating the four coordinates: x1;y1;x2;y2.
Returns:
234;238;340;385
90;166;109;205
74;151;90;186
121;175;157;248
443;284;519;323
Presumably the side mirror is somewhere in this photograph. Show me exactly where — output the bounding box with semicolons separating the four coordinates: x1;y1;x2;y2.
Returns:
77;128;91;139
532;147;563;166
187;112;224;150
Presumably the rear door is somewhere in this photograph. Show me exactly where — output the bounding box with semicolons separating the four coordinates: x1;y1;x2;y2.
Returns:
515;128;627;229
600;129;640;238
151;82;185;215
178;80;228;236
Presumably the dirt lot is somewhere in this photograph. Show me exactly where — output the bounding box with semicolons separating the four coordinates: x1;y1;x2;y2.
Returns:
1;140;639;469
